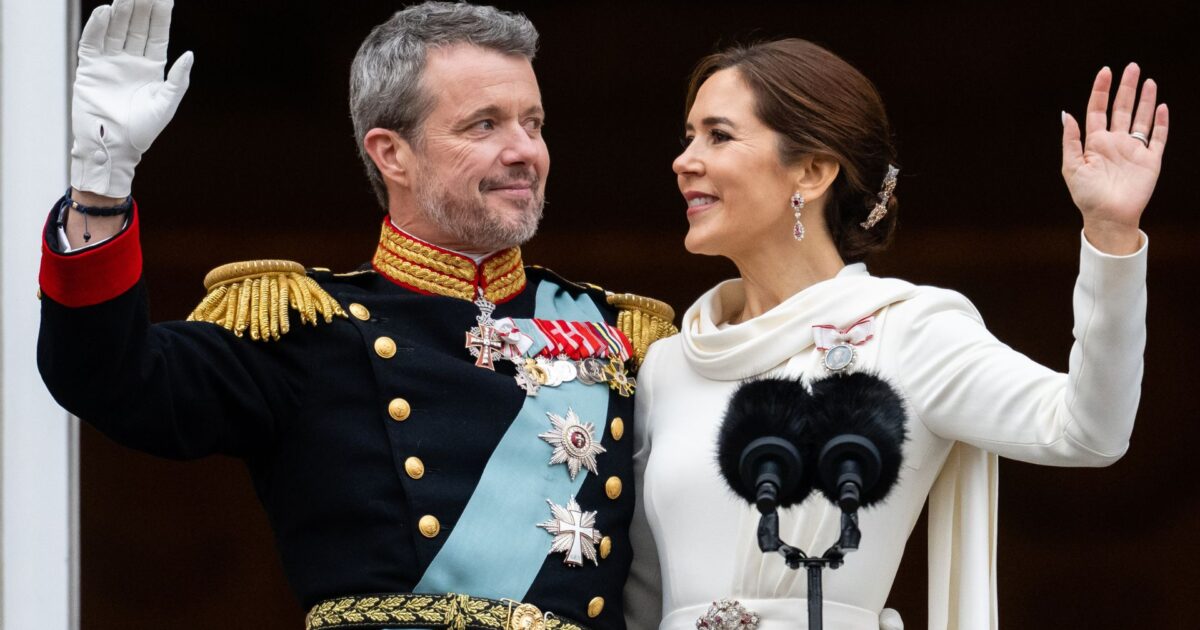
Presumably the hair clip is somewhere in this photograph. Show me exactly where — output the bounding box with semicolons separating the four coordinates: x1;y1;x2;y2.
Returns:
860;164;899;230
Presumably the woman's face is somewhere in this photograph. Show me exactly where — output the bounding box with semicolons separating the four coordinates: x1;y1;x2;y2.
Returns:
673;69;797;258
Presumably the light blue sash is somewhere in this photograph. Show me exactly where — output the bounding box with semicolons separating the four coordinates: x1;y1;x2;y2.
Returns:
413;279;609;601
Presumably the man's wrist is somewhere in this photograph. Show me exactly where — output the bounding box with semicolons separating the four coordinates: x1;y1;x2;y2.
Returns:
70;187;127;208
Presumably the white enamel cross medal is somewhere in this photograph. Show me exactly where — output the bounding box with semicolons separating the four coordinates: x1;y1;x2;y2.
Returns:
538;496;601;567
465;289;503;370
539;408;606;479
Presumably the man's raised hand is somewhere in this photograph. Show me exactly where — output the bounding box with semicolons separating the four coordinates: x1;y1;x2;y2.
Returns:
71;0;193;198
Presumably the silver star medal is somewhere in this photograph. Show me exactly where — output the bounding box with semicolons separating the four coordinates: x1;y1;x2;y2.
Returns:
537;496;601;567
539;408;606;479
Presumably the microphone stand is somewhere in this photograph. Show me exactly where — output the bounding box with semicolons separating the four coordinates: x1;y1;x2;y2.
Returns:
755;509;861;630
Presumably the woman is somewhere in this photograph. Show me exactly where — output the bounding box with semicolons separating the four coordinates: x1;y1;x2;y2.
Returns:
626;39;1167;630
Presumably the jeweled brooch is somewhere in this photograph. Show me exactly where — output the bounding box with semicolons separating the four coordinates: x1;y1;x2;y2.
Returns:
695;599;759;630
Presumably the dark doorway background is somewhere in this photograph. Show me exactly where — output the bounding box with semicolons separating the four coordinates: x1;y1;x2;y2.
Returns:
75;1;1197;628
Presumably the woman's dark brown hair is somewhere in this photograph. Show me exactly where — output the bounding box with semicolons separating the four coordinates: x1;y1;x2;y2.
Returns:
686;38;899;263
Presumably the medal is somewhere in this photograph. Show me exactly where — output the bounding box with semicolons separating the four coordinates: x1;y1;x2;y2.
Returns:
576;358;607;385
537;496;601;567
514;361;542;396
465;290;504;370
822;344;856;372
813;316;875;374
602;357;636;397
539;408;606;479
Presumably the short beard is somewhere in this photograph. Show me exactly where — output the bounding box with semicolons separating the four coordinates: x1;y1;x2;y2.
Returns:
414;163;544;253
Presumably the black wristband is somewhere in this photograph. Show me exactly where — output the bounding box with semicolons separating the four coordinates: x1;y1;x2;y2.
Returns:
57;188;134;244
62;188;133;216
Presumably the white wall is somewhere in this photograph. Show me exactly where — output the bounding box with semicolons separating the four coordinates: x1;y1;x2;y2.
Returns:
0;0;78;628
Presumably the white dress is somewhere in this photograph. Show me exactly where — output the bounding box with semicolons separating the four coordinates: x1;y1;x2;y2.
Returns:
623;234;1147;630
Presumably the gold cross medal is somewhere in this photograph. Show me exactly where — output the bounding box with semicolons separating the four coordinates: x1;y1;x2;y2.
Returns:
538;496;601;567
539;408;606;480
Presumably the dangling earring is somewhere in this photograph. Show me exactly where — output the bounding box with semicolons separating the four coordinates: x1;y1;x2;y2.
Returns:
791;192;805;241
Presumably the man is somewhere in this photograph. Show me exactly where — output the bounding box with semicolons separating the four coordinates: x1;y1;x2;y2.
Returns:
38;1;674;628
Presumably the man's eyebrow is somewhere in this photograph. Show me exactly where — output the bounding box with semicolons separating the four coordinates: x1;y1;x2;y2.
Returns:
460;104;545;122
684;116;737;131
461;105;505;122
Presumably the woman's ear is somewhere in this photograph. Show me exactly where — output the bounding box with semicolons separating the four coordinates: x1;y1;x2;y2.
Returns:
790;154;841;202
363;128;416;190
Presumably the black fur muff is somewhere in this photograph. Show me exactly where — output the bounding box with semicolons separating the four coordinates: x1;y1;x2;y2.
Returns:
718;378;819;508
808;372;908;509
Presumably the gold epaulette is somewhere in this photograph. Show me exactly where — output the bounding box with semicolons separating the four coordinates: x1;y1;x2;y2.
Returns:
606;292;678;370
186;259;347;341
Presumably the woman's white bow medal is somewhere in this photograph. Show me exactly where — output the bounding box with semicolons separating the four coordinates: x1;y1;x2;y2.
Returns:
813;315;875;372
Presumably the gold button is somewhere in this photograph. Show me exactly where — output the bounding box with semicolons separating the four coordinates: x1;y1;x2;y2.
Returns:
418;515;440;538
374;336;397;358
599;536;612;559
388;398;411;422
587;597;604;618
405;456;425;479
605;476;622;500
349;302;371;320
610;417;625;441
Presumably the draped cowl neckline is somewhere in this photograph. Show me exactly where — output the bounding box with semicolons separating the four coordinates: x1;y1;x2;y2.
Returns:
680;263;919;380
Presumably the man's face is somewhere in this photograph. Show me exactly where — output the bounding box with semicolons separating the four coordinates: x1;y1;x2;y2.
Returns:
411;44;549;253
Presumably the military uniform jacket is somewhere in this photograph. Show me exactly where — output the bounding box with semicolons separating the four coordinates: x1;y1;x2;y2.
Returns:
37;203;676;629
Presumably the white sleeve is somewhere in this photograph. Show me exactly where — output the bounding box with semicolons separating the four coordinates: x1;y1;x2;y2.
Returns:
889;231;1147;467
624;342;664;630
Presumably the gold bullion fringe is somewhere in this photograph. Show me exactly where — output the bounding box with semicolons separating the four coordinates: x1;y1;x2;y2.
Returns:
607;293;679;371
187;259;346;341
306;593;586;630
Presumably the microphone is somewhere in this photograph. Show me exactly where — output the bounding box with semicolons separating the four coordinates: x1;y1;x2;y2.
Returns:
716;378;817;514
807;372;908;513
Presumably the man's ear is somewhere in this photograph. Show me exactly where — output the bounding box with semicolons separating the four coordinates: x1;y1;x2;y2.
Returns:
363;128;416;189
790;154;841;202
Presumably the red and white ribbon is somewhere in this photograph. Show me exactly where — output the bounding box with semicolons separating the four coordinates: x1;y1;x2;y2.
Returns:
493;317;535;360
530;319;632;361
812;316;875;351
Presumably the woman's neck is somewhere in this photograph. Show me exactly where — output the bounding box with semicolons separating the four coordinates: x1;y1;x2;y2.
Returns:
726;234;846;324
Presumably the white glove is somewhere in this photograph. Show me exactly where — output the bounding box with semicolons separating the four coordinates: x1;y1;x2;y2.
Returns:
71;0;193;198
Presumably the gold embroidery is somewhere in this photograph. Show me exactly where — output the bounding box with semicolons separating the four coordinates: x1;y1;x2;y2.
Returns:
371;223;527;303
306;593;587;630
379;227;476;281
606;293;678;371
187;259;346;341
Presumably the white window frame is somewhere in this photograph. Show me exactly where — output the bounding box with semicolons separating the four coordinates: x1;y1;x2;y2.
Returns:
0;0;80;628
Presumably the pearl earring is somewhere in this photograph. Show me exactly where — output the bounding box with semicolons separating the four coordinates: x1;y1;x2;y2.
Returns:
791;192;805;241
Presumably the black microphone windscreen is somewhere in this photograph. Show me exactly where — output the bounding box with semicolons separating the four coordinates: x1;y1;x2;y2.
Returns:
808;372;908;509
717;378;818;509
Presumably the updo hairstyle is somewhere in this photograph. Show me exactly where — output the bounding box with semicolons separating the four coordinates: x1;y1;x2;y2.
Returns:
685;39;899;262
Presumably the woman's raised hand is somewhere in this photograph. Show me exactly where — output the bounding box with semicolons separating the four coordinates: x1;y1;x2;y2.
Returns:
1062;63;1167;254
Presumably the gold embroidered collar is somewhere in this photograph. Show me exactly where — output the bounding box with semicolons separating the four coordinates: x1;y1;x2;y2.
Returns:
371;220;526;303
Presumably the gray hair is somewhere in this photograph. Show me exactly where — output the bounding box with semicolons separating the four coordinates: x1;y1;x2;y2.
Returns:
349;2;539;208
